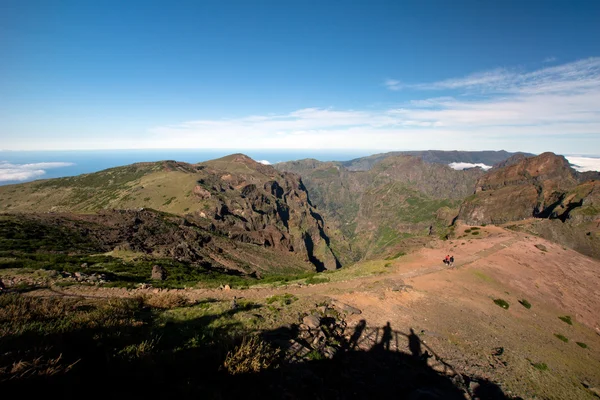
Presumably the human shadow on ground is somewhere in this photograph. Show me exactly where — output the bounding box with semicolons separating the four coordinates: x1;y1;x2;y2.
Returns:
0;294;517;399
241;320;517;400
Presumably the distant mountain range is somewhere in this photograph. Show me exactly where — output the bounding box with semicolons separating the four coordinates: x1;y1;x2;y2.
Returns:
339;150;535;171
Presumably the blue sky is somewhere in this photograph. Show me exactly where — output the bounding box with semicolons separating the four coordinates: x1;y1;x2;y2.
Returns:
1;0;599;153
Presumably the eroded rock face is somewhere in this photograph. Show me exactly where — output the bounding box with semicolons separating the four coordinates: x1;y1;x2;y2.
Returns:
194;154;340;271
458;153;581;225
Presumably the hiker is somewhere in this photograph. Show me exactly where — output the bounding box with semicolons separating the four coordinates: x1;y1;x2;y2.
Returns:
449;255;455;267
443;255;450;265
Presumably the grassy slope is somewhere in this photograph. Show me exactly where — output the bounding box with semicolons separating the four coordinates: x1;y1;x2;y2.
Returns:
0;162;212;215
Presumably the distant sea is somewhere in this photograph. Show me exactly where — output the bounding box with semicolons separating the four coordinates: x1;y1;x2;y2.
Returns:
0;149;378;185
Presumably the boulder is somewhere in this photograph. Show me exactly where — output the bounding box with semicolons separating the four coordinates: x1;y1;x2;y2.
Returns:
303;314;321;329
151;265;167;281
331;299;361;315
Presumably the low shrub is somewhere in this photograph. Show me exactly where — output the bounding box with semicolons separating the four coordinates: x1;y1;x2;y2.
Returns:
266;293;297;305
531;362;548;371
576;342;588;349
518;299;532;309
305;276;330;285
493;299;509;309
554;333;568;343
558;315;573;325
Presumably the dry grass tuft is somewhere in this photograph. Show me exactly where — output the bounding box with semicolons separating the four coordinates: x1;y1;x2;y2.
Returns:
1;354;79;381
141;292;189;309
223;336;280;375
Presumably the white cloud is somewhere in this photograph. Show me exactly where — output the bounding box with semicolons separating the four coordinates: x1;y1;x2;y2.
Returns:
257;160;271;165
4;58;599;154
0;161;74;182
137;58;600;153
543;56;557;63
384;79;403;91
564;156;600;172
448;162;493;171
387;57;600;94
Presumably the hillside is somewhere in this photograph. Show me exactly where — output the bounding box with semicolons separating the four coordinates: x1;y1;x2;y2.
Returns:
276;154;486;261
0;154;339;274
457;152;600;258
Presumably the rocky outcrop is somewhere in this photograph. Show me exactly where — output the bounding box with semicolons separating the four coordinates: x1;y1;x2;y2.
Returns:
200;155;340;271
458;153;581;225
457;152;600;259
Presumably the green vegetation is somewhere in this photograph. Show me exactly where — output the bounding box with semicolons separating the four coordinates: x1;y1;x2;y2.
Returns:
518;299;532;309
385;251;406;260
472;270;494;283
558;315;573;325
163;196;177;206
554;333;569;343
305;276;330;285
493;299;509;309
531;362;548;371
265;293;298;306
471;231;480;235
464;229;472;233
305;349;325;361
576;342;588;349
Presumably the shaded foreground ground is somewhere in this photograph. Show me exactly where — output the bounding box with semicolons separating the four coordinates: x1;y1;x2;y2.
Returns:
0;293;511;399
2;225;600;398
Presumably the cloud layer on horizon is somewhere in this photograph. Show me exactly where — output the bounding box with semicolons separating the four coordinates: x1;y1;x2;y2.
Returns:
0;162;75;182
564;156;600;172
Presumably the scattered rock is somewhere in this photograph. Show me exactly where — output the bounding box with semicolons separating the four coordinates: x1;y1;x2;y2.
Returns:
330;299;361;315
223;284;231;291
303;314;321;329
46;270;59;278
534;244;548;252
151;265;167;281
80;263;88;268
